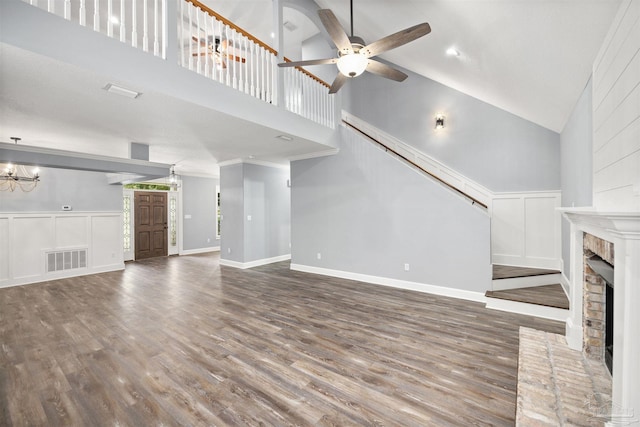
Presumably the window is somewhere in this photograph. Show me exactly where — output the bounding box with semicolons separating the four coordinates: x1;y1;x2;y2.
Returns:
169;195;177;246
123;194;131;251
216;185;221;238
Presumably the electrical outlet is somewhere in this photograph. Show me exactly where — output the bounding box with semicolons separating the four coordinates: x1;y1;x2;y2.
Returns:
207;238;211;243
227;248;231;254
404;263;410;271
317;252;322;260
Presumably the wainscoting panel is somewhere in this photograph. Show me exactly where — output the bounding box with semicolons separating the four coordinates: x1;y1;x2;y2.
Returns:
91;215;124;270
55;215;89;248
0;212;124;288
491;192;561;269
12;216;53;281
0;217;9;283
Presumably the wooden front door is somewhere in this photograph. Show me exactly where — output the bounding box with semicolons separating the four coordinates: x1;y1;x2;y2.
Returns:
134;191;168;260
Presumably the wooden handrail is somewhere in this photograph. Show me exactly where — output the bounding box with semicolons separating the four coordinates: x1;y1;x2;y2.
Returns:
185;0;330;88
342;120;488;209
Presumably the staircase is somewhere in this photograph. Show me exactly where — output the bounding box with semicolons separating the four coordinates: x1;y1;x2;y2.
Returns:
485;265;569;321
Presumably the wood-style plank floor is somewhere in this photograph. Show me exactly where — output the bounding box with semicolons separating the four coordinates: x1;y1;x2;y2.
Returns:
1;254;563;426
492;264;560;280
485;284;570;310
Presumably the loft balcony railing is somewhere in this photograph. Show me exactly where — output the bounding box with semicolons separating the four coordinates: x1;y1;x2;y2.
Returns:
22;0;336;129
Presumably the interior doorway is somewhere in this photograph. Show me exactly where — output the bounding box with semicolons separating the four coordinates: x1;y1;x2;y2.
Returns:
134;191;168;260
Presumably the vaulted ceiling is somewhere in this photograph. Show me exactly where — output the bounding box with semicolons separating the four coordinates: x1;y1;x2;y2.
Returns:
211;0;621;132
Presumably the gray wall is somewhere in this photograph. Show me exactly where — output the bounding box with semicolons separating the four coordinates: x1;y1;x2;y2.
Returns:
291;125;491;292
243;163;291;262
342;65;561;192
0;167;121;212
220;164;245;262
301;33;337;85
560;79;593;277
220;162;290;264
181;175;220;251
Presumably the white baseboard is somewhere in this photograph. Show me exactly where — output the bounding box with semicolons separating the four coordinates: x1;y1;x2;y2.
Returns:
492;273;563;290
220;254;291;269
180;246;220;256
290;263;486;303
485;297;569;322
0;263;125;289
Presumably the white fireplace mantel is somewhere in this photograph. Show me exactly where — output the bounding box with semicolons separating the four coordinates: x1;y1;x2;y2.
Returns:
560;208;640;425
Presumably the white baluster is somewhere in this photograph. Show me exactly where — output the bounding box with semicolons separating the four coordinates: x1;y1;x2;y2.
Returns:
237;35;244;91
203;13;210;78
243;38;249;94
179;0;184;66
232;30;238;89
196;9;202;75
94;0;100;32
217;20;224;83
160;0;166;59
224;25;231;86
188;4;193;70
64;0;71;20
131;0;138;48
30;0;38;6
210;15;217;82
107;0;113;37
79;0;86;26
120;0;126;42
153;0;159;56
249;42;255;97
48;0;54;14
142;0;148;52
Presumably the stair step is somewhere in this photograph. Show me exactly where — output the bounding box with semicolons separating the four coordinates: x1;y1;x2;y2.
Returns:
492;264;562;290
492;264;560;280
485;284;569;321
485;284;569;309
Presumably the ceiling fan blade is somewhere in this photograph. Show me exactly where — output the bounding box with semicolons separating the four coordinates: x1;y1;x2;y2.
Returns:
318;9;353;55
366;60;408;82
329;73;349;94
360;22;431;58
278;58;338;68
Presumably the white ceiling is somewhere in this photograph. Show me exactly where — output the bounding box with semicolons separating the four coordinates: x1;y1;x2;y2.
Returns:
210;0;622;132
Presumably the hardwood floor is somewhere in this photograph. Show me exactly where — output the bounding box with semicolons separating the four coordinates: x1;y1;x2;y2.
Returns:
1;254;563;426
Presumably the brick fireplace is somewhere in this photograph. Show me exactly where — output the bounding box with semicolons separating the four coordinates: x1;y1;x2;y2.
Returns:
582;233;614;370
562;209;640;425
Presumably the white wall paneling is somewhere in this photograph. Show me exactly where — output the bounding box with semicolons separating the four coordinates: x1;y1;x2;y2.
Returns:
491;192;562;270
592;0;640;211
0;212;124;288
0;217;9;283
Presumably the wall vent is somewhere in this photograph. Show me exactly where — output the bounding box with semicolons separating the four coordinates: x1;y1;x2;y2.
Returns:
46;249;87;273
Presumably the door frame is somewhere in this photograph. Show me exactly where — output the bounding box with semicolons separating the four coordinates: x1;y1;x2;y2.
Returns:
123;188;181;261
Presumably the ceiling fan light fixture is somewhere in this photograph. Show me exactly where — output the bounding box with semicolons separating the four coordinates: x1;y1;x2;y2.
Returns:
337;53;368;78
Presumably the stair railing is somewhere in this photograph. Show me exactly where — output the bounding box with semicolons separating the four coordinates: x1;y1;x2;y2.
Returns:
24;0;166;58
182;0;335;128
342;113;489;209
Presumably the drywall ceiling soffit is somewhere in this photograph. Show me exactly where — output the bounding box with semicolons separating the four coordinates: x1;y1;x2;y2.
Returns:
210;0;622;132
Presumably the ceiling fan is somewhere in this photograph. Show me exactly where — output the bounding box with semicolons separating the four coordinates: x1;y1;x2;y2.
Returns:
277;0;431;94
192;36;246;69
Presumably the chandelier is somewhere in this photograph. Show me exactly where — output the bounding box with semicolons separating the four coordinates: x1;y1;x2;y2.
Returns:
1;137;41;192
1;163;40;192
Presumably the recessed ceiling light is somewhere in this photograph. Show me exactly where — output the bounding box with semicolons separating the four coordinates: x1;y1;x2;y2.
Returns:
275;135;293;141
103;83;142;99
446;47;460;57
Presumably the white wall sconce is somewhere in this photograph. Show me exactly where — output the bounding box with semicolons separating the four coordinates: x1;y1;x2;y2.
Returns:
435;114;445;130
